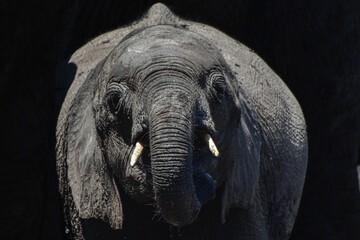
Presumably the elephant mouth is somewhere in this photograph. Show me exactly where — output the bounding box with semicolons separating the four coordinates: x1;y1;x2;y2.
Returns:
128;128;219;205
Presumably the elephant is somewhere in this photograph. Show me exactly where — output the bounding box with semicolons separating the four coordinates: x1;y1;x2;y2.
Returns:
4;0;360;240
56;4;307;239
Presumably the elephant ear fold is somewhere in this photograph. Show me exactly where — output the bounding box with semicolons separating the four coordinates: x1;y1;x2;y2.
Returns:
221;94;261;223
59;72;123;230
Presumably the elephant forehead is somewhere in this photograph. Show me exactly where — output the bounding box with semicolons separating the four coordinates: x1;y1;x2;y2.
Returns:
113;25;224;72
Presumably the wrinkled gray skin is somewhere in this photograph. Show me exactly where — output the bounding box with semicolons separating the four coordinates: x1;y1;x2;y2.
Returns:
56;4;307;240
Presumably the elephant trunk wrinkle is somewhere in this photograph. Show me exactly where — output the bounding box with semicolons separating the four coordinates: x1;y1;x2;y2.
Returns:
148;82;200;226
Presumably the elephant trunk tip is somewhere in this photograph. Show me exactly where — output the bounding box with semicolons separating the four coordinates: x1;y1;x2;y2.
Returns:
157;192;201;227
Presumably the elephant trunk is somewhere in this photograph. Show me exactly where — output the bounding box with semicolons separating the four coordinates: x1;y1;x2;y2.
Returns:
148;78;200;226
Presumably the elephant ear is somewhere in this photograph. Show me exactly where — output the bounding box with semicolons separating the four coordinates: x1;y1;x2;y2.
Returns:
57;64;123;231
220;93;262;223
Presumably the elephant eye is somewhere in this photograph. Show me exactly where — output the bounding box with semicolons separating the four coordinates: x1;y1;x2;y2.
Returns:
106;83;127;114
210;73;227;103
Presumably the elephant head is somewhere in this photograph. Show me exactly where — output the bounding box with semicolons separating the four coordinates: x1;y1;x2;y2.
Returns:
56;3;306;238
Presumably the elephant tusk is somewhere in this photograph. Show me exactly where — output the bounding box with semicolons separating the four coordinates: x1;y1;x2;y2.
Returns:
205;134;219;157
130;142;144;166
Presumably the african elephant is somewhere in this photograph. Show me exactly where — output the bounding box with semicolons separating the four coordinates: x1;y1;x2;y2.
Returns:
56;4;307;239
